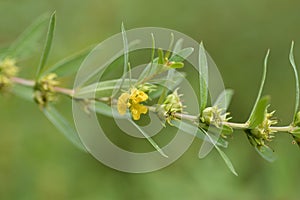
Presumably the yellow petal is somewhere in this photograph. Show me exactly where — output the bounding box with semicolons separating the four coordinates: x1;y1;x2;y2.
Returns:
130;103;148;120
117;93;130;115
130;88;148;104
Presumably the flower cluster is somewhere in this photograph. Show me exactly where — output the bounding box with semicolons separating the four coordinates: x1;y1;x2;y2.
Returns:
160;88;184;124
200;106;231;127
0;58;18;91
246;110;277;147
117;88;148;120
34;73;60;107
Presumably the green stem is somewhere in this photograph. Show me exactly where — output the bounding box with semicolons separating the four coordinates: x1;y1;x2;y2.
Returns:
11;76;295;134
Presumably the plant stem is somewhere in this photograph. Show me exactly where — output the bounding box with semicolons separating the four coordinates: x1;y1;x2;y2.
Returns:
11;76;295;133
12;76;74;97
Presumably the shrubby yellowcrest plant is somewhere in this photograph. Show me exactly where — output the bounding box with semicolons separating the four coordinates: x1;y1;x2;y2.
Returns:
2;11;300;175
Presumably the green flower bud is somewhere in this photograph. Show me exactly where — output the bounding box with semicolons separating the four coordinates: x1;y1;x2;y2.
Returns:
34;73;60;107
0;58;19;91
246;110;277;147
137;83;157;94
201;106;230;127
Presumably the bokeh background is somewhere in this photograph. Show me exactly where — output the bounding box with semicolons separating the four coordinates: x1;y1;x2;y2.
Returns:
1;0;300;199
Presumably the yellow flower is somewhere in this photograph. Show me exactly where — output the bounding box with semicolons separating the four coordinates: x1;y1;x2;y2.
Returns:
117;88;148;120
117;93;130;115
130;103;148;120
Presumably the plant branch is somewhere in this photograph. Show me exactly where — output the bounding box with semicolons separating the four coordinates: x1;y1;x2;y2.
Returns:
11;76;295;133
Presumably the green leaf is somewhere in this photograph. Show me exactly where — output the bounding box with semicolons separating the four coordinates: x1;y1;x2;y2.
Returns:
214;89;234;110
199;42;208;113
245;130;276;162
5;14;49;60
169;47;194;62
43;45;94;77
119;23;129;84
158;48;164;64
169;62;184;69
43;105;86;151
199;127;238;176
12;85;33;102
248;49;269;123
36;11;56;79
171;120;228;148
74;79;135;98
93;101;129;119
129;119;168;158
199;89;234;158
255;145;276;162
172;38;184;54
248;96;270;129
289;41;300;122
217;147;238;176
164;33;174;59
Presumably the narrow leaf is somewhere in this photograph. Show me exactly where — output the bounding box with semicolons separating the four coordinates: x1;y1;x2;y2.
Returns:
43;45;94;76
172;120;228;148
214;89;234;110
195;88;233;159
169;47;194;62
199;42;208;113
43;105;86;151
158;48;164;64
169;62;184;69
172;38;184;54
6;14;48;60
164;33;174;59
129;119;168;158
119;23;129;87
255;145;276;162
36;11;56;79
93;101;129;119
289;41;300;122
74;79;135;98
248;96;270;129
199;127;238;176
218;147;238;176
248;49;269;122
12;85;33;102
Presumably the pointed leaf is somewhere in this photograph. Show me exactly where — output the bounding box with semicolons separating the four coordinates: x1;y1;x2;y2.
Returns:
199;42;208;113
93;101;129;119
169;47;194;62
12;85;33;102
129;119;168;158
248;96;270;129
248;49;269;122
43;45;93;77
169;62;184;69
171;120;228;148
5;14;48;60
118;23;129;87
158;48;164;64
255;145;276;162
214;89;234;110
289;41;300;122
36;11;56;79
199;127;238;176
43;105;86;151
172;38;184;54
74;79;135;98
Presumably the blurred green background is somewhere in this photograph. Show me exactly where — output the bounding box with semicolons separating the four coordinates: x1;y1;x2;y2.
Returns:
1;0;300;199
